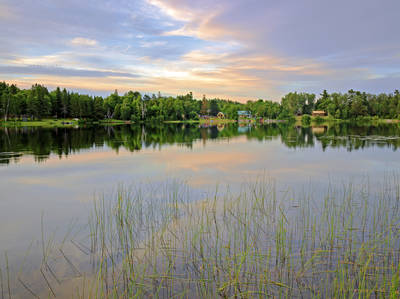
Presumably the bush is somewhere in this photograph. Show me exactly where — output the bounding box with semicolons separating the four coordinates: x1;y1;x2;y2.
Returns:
278;109;295;121
313;116;324;123
355;116;372;123
130;114;139;122
301;114;311;126
326;115;335;121
188;111;199;120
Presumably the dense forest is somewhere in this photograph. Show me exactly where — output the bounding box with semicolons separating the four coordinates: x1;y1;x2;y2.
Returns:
0;82;399;122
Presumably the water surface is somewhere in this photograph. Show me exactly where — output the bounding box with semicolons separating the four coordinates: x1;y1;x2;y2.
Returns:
1;122;400;295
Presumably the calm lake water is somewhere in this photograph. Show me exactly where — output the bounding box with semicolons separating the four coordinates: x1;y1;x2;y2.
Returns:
1;122;400;296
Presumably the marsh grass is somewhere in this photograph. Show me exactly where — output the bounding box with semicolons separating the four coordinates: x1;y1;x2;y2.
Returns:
1;176;400;298
75;176;400;298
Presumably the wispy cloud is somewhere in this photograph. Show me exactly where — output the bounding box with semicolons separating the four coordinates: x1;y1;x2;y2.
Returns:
0;65;139;78
70;37;98;47
0;0;399;100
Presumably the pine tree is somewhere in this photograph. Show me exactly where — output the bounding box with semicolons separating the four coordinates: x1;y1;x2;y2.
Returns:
200;95;208;115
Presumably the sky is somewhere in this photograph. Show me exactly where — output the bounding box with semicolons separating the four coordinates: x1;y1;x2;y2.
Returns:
0;0;399;101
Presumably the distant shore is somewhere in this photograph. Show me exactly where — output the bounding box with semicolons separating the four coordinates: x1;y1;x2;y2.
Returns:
0;118;131;128
1;116;399;128
294;115;400;126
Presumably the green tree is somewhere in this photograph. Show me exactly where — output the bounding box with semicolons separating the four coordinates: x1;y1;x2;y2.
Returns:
93;97;105;120
50;87;62;118
327;103;336;116
70;93;81;118
120;98;132;120
61;88;70;118
209;99;219;116
200;95;208;115
114;103;121;119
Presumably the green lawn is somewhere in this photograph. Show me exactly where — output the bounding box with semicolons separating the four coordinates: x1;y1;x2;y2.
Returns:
0;118;133;128
0;119;79;127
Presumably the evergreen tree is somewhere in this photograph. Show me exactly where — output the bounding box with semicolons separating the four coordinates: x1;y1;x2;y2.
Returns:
200;95;208;115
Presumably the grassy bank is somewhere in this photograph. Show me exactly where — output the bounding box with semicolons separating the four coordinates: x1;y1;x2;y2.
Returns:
1;118;236;127
0;118;132;128
199;118;237;125
296;115;400;127
3;117;398;128
75;177;400;298
164;118;237;124
163;120;200;124
0;118;79;128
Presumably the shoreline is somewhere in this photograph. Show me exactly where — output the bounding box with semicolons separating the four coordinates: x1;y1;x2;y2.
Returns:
0;118;132;128
1;116;399;128
295;116;400;127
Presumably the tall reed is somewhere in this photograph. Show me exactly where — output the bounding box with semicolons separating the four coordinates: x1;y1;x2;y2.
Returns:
81;176;400;298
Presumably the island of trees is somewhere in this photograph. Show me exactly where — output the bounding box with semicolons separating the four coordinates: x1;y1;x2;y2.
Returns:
0;82;399;123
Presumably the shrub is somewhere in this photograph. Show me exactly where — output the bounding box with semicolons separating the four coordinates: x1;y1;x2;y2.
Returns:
314;116;324;123
301;114;311;126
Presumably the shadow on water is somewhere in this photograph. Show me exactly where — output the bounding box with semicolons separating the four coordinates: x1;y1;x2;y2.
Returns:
1;122;400;165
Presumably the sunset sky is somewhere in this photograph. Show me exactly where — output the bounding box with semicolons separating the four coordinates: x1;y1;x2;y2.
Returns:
0;0;399;101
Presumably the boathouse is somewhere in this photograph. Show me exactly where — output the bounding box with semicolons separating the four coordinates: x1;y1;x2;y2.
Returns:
312;110;326;117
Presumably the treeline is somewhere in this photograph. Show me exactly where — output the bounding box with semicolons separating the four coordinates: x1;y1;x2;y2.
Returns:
280;89;400;119
0;82;399;121
0;82;281;121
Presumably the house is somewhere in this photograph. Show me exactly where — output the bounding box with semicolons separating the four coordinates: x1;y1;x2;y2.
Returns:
312;110;326;117
217;112;225;119
237;111;252;119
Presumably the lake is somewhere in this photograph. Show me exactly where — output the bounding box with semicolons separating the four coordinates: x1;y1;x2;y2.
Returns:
1;122;400;297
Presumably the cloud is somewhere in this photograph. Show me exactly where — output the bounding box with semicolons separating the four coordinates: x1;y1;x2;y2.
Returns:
149;0;400;56
0;0;399;100
0;3;15;20
2;76;146;96
70;37;98;47
0;65;138;78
